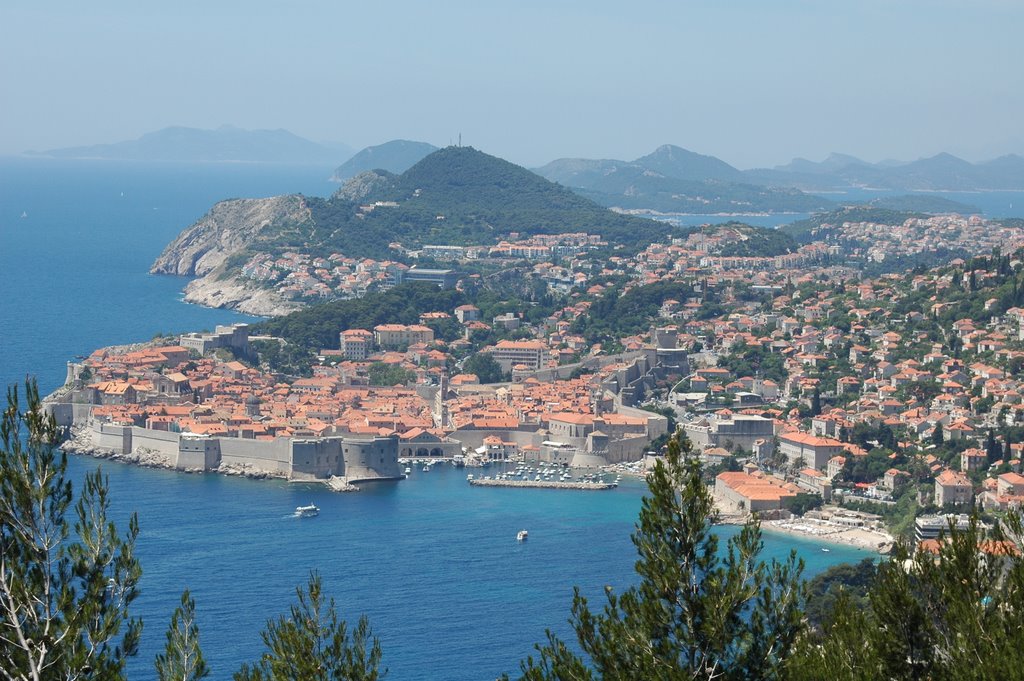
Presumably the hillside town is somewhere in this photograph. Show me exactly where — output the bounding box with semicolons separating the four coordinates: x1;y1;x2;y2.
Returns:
48;211;1024;550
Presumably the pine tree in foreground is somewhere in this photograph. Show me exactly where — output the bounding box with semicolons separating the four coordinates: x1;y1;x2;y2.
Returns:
787;513;1024;681
234;572;385;681
514;431;805;680
155;589;209;681
0;379;142;680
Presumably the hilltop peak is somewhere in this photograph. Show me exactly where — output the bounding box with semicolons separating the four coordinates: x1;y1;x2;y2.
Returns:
330;139;438;182
917;151;970;165
774;152;871;174
632;144;743;182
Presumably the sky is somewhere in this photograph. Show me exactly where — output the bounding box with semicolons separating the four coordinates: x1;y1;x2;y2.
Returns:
2;0;1022;168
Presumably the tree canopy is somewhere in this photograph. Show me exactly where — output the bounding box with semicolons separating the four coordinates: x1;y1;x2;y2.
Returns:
0;381;143;679
514;432;805;680
234;573;384;681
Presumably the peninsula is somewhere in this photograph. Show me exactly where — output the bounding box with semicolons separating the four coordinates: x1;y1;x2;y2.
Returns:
50;144;1024;544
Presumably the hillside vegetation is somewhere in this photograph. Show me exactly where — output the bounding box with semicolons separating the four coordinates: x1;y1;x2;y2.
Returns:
238;146;680;261
780;207;926;244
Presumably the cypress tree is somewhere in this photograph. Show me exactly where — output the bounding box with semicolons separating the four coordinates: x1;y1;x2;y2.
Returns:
986;429;1000;464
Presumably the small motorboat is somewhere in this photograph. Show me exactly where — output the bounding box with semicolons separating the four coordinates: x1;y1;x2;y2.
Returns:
821;548;830;553
296;504;319;518
516;529;528;542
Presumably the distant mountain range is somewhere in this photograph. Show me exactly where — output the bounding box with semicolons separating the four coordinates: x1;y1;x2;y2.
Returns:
30;126;352;164
748;151;1024;191
534;145;832;214
330;140;439;181
535;145;1023;212
32;125;1024;200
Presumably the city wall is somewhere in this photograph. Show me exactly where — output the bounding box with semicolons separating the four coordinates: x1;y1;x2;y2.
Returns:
65;410;399;483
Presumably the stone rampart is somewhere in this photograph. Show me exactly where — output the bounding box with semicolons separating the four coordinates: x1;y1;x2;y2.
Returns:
219;437;292;476
340;436;402;482
131;427;180;459
93;423;131;453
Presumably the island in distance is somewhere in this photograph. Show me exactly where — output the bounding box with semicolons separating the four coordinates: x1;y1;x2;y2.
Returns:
27;125;353;165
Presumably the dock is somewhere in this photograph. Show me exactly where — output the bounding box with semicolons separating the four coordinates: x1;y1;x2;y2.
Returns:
469;478;616;491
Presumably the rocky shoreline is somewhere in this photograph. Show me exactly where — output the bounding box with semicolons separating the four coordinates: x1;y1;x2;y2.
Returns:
180;275;301;317
148;194;312;317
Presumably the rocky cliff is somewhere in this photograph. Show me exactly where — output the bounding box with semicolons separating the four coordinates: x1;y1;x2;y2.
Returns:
178;276;303;317
150;194;310;316
151;194;309;276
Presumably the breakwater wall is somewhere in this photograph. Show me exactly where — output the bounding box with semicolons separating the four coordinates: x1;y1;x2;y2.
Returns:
448;429;659;467
469;479;616;491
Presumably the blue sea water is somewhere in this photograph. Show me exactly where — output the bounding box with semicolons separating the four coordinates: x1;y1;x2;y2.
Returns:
1;158;871;679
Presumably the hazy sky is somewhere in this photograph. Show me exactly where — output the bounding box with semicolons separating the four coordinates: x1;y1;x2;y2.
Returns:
2;0;1022;168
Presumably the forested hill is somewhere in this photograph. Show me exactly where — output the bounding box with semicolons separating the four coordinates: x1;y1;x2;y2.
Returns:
331;146;675;252
154;146;680;278
312;146;677;255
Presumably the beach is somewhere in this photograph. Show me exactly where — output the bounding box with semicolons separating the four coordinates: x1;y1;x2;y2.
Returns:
761;517;893;554
711;488;894;553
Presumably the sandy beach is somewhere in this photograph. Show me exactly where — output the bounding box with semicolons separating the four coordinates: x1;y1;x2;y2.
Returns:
760;518;893;553
711;490;893;553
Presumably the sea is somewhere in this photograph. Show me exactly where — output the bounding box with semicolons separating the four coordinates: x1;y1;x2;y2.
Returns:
6;157;1015;679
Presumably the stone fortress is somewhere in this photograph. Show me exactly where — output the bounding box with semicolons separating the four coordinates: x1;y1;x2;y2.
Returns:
47;323;403;485
49;402;403;484
44;321;690;481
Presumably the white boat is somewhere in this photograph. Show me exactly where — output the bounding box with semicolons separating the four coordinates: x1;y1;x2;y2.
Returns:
821;548;830;553
467;473;474;481
296;504;319;518
423;465;431;472
404;467;411;474
516;529;528;542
